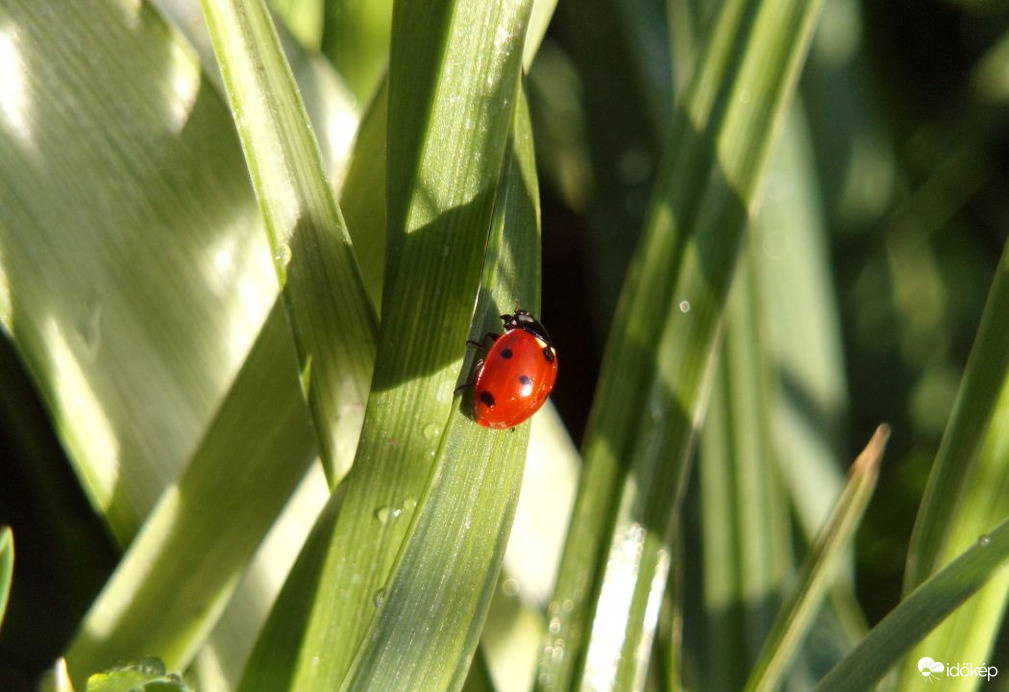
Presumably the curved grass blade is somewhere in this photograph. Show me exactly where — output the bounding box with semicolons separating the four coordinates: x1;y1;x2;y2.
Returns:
200;0;378;485
535;0;825;688
0;0;278;542
744;425;888;692
64;300;316;686
816;516;1009;692
237;0;534;687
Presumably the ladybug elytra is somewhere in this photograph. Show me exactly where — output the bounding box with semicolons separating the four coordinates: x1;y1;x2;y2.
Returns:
466;310;558;429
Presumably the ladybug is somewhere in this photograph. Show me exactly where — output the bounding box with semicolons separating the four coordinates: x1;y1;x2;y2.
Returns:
465;310;558;429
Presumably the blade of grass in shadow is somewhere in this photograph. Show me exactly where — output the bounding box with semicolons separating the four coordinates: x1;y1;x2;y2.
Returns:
744;425;888;692
697;252;794;691
237;0;534;687
338;85;541;692
337;0;555;316
200;0;378;485
817;516;1009;692
534;0;825;688
897;242;1009;689
64;300;316;686
0;527;11;630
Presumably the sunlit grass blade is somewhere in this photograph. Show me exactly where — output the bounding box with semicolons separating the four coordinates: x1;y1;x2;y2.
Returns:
0;526;11;630
902;210;1009;577
535;0;825;688
64;301;316;686
0;0;277;544
744;424;888;692
817;516;1009;691
237;0;535;687
897;242;1009;689
200;0;378;485
338;87;541;691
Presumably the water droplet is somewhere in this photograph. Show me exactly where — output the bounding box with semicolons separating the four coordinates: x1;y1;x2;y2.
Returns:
422;423;441;440
374;506;402;524
979;534;991;547
275;243;292;267
679;300;691;313
402;497;418;512
548;616;562;634
373;588;387;607
501;578;519;597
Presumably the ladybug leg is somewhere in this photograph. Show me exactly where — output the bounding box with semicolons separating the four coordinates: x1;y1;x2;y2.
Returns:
466;332;499;349
454;358;484;394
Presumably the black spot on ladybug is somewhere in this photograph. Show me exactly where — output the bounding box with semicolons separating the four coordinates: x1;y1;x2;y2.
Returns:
479;390;495;408
518;375;532;386
543;347;555;363
500;348;513;359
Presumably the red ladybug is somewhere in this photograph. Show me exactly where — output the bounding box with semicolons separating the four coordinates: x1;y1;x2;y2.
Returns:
467;310;558;429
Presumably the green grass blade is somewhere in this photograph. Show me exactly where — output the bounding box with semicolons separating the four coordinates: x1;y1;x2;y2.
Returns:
200;0;378;485
64;300;316;686
0;0;278;542
0;526;11;631
535;0;824;688
904;241;1009;588
744;425;888;692
697;254;795;691
816;516;1009;692
896;242;1009;689
237;0;534;687
338;86;541;692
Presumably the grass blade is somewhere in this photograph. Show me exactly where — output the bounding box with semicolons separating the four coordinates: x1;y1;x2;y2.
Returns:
0;0;278;543
536;0;825;688
817;516;1009;691
238;0;535;687
338;87;541;692
744;425;888;692
898;242;1009;688
64;300;316;686
0;527;11;631
200;0;378;485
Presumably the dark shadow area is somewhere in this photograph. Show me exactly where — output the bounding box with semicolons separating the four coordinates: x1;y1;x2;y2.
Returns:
0;335;118;686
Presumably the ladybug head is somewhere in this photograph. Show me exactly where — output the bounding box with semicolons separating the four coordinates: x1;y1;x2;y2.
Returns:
501;309;552;345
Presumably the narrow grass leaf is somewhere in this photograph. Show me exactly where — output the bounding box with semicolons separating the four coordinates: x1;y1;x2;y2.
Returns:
816;516;1009;692
745;424;888;692
200;0;378;484
698;254;794;691
536;0;825;688
338;87;541;692
898;242;1009;689
238;0;534;687
903;234;1009;586
65;301;316;686
0;526;11;630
